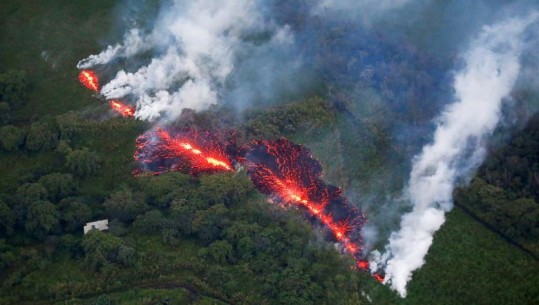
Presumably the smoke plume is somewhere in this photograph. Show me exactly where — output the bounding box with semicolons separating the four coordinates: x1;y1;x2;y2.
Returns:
313;0;419;23
77;0;295;122
78;0;539;298
378;12;539;297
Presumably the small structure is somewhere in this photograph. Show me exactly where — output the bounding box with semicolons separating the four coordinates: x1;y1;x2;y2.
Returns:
83;219;109;234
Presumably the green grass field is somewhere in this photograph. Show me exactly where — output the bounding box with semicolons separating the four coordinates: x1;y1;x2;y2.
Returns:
360;208;539;305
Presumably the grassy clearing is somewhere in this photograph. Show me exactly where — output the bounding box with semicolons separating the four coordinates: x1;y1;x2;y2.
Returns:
359;208;539;305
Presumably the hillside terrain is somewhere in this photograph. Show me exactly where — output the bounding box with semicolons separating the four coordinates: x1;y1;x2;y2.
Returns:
0;2;538;305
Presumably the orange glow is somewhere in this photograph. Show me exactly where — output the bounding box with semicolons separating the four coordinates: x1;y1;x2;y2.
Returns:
276;178;359;253
207;157;233;170
78;70;99;92
373;273;384;283
357;260;369;270
240;138;367;269
109;100;135;117
134;133;382;283
158;129;233;172
134;128;234;176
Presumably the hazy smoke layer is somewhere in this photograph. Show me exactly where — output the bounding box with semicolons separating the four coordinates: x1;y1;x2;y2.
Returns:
379;12;539;297
77;0;293;121
313;0;417;21
78;0;539;298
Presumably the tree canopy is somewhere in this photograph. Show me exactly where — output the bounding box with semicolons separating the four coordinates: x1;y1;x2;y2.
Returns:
0;70;29;109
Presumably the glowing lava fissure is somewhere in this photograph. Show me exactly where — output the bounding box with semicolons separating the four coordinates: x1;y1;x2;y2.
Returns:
109;100;135;118
239;138;367;262
134;128;234;176
133;132;384;282
78;70;100;92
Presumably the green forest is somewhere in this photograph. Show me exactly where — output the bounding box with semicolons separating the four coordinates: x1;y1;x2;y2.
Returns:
1;1;538;305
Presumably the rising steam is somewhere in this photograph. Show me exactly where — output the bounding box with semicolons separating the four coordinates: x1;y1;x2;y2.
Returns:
77;0;293;121
377;12;539;297
77;0;539;298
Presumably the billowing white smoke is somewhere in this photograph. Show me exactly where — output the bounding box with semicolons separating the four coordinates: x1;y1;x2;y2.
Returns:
77;0;293;122
79;1;538;297
77;29;149;68
376;12;539;297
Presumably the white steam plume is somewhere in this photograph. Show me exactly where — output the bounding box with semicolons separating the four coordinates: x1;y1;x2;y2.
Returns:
77;29;149;69
378;12;539;297
77;0;293;122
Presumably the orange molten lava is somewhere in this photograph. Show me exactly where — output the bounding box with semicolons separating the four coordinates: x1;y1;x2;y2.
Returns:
240;139;367;266
109;100;135;118
373;273;384;283
134;128;234;176
271;176;361;257
357;260;369;270
357;260;385;282
78;70;99;92
133;133;382;283
157;129;233;172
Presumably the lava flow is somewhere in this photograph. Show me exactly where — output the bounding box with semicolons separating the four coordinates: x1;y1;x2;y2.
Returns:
133;132;384;282
78;70;99;92
109;100;135;118
356;260;384;283
134;128;233;176
239;138;367;262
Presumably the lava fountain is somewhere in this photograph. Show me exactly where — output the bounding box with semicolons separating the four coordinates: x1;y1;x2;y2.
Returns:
78;70;99;92
109;100;135;118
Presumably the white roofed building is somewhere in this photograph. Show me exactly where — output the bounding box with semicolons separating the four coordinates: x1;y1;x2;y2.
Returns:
83;219;109;234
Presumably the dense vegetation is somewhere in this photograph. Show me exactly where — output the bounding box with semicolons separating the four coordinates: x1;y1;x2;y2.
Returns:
454;113;539;256
1;1;538;305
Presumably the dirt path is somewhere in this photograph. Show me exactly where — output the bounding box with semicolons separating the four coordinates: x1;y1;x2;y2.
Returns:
455;203;538;260
18;279;233;305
